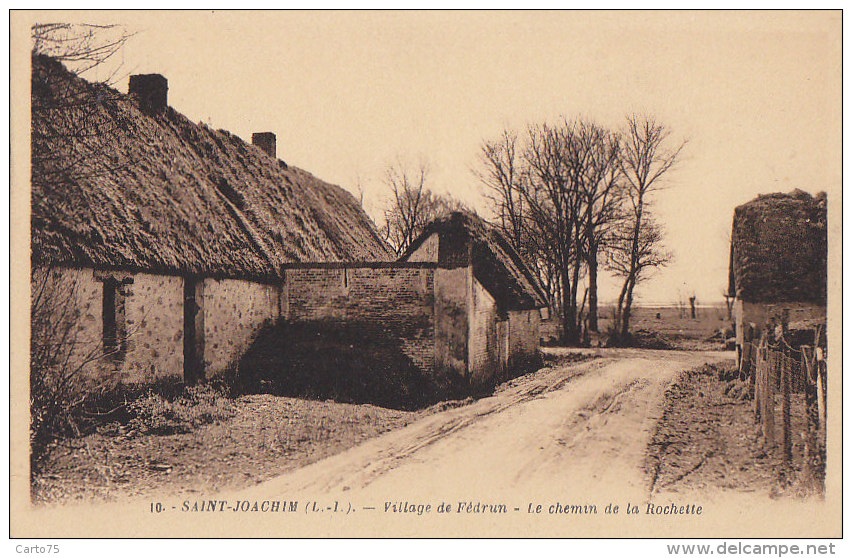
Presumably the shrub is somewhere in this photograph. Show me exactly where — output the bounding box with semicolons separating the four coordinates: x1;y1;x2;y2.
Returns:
126;384;236;435
230;319;446;410
30;268;104;476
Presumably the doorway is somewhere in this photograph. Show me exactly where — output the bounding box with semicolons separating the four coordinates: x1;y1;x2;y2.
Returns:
183;276;205;384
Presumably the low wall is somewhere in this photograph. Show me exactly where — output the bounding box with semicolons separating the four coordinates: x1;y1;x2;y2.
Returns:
285;265;437;373
735;299;826;346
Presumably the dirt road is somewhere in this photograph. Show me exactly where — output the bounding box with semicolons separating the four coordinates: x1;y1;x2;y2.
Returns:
31;348;836;538
235;349;733;503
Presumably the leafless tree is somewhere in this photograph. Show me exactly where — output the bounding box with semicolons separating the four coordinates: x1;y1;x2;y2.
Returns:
30;23;136;476
32;23;134;78
476;114;682;346
609;115;685;340
380;161;467;256
30;268;105;476
520;119;589;344
477;119;627;344
606;215;672;329
477;129;560;310
476;129;527;251
576;121;624;332
31;23;138;190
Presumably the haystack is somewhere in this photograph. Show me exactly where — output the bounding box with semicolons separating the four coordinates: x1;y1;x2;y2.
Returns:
728;189;826;304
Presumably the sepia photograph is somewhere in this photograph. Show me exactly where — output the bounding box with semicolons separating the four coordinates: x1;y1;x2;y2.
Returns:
9;10;841;540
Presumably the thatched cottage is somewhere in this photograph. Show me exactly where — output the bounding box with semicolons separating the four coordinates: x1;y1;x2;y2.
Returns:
31;54;544;402
402;212;547;386
727;189;827;370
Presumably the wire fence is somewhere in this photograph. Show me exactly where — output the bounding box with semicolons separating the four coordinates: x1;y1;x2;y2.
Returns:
741;328;826;488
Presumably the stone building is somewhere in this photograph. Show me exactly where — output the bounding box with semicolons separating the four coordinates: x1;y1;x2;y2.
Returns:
727;189;827;372
30;54;545;404
401;212;547;387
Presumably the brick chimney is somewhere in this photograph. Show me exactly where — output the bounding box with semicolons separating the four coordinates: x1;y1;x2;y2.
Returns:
129;74;168;115
252;132;276;158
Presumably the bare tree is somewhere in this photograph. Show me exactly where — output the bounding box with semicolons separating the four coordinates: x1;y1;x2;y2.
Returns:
476;129;527;251
32;23;134;78
380;161;467;256
521;119;588;344
606;215;672;332
476;115;681;346
477;129;564;311
30;268;108;475
477;119;627;344
31;23;138;190
576;121;624;332
609;115;685;340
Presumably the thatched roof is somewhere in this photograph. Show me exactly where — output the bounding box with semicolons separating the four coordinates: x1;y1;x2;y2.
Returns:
728;189;827;304
31;54;390;280
402;212;548;310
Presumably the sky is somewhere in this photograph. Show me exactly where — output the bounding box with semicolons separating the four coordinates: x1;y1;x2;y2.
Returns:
27;10;841;305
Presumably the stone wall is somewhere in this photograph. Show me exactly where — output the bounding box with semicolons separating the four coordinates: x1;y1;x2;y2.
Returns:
202;278;282;378
285;265;437;373
508;309;541;370
122;272;184;382
31;266;184;384
468;276;502;386
734;299;826;346
34;261;541;398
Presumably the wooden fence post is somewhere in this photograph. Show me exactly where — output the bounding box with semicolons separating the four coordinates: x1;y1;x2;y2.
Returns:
802;346;820;489
753;343;762;423
780;349;792;464
764;347;775;446
817;356;827;440
813;325;826;434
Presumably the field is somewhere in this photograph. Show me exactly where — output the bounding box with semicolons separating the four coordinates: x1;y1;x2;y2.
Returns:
543;304;732;350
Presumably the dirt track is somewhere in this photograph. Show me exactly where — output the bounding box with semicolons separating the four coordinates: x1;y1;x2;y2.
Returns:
234;349;733;502
31;348;837;538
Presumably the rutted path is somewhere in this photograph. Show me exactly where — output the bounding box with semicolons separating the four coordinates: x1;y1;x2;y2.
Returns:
234;349;733;502
35;349;837;538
